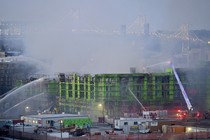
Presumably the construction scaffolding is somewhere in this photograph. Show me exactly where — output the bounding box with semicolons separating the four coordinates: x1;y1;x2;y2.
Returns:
2;63;209;120
46;71;188;121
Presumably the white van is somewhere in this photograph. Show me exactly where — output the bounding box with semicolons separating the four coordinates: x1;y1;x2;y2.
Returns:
13;123;32;127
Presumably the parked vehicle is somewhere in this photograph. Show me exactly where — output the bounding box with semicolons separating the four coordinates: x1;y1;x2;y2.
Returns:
114;117;153;134
11;122;33;127
34;126;55;134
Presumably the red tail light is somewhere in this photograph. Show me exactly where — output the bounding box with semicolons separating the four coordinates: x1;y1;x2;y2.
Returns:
196;112;200;117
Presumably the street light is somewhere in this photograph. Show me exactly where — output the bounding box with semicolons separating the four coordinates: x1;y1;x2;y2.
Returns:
60;120;63;139
98;103;104;123
98;103;102;108
25;106;30;112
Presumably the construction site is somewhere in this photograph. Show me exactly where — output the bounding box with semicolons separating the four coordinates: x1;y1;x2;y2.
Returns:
1;18;210;139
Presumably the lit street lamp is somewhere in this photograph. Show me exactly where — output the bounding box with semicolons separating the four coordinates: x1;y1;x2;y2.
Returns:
98;103;105;123
25;106;30;112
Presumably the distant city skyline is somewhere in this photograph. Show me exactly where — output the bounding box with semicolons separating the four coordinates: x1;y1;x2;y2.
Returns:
0;0;210;31
1;0;210;74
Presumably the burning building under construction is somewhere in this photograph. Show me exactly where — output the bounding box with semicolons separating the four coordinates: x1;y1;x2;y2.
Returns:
49;66;210;121
1;20;210;121
2;64;209;121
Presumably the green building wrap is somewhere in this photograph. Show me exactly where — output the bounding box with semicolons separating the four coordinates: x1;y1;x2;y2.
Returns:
169;74;175;101
59;82;66;98
77;76;80;99
72;74;75;99
115;76;120;97
16;80;23;87
156;76;162;100
87;75;92;101
1;58;208;120
63;117;92;128
15;64;207;119
143;76;147;100
48;80;59;94
53;72;183;118
66;82;69;100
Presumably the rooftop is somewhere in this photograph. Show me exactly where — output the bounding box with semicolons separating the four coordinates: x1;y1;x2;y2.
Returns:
23;114;89;119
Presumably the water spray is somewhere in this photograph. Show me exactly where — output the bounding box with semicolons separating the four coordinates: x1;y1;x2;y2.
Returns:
128;88;146;111
3;92;47;115
143;61;171;73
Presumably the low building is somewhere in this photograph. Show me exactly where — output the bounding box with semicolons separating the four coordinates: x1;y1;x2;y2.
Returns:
21;114;92;129
114;117;153;133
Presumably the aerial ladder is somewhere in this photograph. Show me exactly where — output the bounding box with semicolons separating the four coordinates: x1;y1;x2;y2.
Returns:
169;61;200;120
170;62;193;111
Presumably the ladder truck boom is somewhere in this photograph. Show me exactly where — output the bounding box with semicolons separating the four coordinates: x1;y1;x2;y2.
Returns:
128;88;146;111
170;62;193;111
